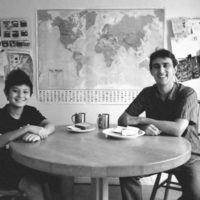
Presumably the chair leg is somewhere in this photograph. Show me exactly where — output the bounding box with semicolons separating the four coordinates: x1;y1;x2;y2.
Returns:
150;173;162;200
0;190;27;200
43;183;53;200
163;174;172;200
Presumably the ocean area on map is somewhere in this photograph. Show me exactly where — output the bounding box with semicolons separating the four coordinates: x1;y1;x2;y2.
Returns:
37;9;164;90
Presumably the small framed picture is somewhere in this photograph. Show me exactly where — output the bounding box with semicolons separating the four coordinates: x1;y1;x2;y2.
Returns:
12;21;19;27
12;30;19;38
20;20;27;27
4;31;10;38
21;30;28;37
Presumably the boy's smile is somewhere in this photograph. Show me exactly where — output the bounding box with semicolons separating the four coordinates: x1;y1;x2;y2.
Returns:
7;84;31;108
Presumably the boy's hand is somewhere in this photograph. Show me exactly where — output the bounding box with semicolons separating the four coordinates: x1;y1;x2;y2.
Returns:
25;125;48;139
38;128;49;139
22;133;41;143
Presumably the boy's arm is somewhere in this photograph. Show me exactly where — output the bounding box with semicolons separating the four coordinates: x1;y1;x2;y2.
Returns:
38;119;55;139
0;126;30;148
22;120;55;142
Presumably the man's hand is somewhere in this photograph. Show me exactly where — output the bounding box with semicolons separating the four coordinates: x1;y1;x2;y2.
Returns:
142;124;161;136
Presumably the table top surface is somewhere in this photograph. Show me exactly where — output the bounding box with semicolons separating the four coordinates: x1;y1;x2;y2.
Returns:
10;125;191;178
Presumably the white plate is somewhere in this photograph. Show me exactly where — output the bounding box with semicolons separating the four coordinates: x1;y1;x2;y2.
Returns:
66;125;96;133
102;128;145;139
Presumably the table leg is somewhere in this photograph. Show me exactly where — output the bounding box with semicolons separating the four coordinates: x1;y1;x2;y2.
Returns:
99;178;109;200
91;178;101;200
91;178;109;200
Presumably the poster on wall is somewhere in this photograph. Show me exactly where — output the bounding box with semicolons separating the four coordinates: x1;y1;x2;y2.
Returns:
175;55;200;82
0;50;33;81
36;9;164;104
0;17;32;81
170;17;200;83
171;18;200;59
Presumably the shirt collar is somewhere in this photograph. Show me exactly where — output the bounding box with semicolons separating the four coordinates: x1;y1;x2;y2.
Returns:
153;82;179;101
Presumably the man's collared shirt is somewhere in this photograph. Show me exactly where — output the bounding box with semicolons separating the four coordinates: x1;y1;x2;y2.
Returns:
126;82;200;160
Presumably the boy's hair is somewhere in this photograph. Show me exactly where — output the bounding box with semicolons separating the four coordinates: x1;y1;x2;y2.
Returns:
149;49;178;70
4;69;33;95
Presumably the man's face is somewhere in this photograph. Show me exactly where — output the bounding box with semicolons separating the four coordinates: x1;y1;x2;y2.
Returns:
150;57;177;86
7;84;31;108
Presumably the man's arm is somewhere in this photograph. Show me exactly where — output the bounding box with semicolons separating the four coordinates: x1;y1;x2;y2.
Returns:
118;111;189;137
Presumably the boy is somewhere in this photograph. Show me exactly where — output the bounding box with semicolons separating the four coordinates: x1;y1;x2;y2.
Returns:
0;69;55;200
118;49;200;200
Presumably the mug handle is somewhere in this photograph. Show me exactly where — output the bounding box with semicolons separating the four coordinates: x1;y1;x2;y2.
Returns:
71;114;76;123
98;114;102;128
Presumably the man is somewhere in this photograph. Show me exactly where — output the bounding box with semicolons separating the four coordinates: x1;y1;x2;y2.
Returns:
118;49;200;200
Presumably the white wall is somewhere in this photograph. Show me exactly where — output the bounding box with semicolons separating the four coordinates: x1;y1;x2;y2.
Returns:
0;0;200;125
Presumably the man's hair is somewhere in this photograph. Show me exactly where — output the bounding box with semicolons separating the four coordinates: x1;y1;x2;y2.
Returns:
4;69;33;95
149;49;178;70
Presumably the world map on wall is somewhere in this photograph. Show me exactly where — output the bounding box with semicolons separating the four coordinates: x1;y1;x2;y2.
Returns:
37;9;164;90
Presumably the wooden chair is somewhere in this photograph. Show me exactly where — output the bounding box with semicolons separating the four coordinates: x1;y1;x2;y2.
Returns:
150;172;181;200
0;184;52;200
0;188;27;200
0;152;27;199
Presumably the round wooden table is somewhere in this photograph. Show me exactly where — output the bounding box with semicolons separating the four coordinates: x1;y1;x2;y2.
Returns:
10;125;191;200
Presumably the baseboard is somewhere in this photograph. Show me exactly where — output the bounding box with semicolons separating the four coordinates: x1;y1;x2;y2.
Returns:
74;175;164;186
74;177;119;185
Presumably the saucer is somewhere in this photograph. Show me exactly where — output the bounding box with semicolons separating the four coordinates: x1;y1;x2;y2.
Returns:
66;125;96;133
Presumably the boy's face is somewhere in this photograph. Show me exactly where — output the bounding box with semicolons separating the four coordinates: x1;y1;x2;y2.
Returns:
6;84;31;108
150;57;177;87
